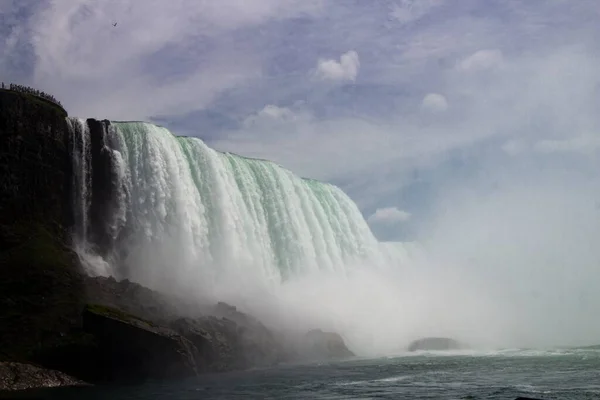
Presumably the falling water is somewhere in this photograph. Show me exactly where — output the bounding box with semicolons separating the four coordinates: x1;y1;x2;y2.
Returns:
68;119;413;294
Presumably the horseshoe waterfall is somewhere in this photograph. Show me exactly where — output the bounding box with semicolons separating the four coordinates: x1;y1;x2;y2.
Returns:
67;118;412;302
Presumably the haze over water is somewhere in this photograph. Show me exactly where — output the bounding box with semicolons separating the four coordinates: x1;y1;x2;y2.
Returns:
28;349;600;399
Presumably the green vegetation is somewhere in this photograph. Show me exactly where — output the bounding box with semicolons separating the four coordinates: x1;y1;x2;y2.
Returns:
85;304;156;328
0;82;65;115
0;224;83;361
0;89;67;118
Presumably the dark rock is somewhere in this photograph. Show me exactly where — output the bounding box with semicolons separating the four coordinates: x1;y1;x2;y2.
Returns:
211;302;288;367
85;277;289;373
86;119;121;258
0;362;87;392
170;317;236;372
304;329;355;360
170;312;287;372
0;227;84;363
30;303;199;383
407;337;464;351
0;89;84;363
83;275;200;325
0;88;71;239
78;304;198;382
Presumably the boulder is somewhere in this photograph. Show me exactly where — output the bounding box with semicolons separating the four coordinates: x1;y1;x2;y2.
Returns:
0;362;87;392
304;329;355;360
170;310;287;372
170;317;236;372
407;337;464;352
211;302;288;367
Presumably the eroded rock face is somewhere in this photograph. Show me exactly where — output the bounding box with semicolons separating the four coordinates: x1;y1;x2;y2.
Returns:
0;362;86;392
32;304;199;383
85;278;290;373
407;337;464;352
0;89;85;365
304;329;355;360
170;317;237;372
81;305;199;381
170;307;288;372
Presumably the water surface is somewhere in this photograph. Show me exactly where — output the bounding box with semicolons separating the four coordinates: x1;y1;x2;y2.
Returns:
29;349;600;399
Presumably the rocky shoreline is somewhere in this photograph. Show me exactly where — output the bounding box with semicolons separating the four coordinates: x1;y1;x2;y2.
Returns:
1;274;355;393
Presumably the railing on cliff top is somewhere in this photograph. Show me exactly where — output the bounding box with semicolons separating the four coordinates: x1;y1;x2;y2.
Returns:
1;82;66;113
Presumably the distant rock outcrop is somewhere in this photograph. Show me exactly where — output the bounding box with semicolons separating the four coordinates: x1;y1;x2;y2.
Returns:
0;362;86;392
407;337;464;351
304;329;355;360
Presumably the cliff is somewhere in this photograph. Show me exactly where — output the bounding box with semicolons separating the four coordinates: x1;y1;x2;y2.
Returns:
0;89;83;363
0;89;71;236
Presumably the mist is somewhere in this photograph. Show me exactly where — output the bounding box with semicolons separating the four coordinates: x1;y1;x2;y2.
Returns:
195;45;600;356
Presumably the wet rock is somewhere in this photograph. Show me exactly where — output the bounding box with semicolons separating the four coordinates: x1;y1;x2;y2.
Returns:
407;337;464;351
304;329;355;360
79;304;198;381
0;362;87;392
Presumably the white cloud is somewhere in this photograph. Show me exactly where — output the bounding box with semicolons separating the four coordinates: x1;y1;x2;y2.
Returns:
421;93;448;113
457;49;504;72
314;50;360;82
243;104;311;127
368;207;412;225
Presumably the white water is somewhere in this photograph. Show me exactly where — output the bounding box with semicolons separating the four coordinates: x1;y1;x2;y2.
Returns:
68;118;91;243
69;120;414;296
68;118;111;276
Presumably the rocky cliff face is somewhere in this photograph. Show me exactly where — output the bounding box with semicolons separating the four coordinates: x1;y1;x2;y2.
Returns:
0;89;84;362
0;89;72;241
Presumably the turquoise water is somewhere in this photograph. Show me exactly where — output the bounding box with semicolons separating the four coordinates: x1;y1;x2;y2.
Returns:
29;349;600;399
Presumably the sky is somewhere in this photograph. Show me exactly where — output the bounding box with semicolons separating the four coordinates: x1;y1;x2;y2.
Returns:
1;0;600;241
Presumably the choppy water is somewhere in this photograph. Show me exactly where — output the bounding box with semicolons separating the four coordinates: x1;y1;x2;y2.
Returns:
26;349;600;399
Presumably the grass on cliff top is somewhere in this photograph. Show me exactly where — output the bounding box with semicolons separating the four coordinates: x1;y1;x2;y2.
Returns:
85;304;157;328
0;89;67;118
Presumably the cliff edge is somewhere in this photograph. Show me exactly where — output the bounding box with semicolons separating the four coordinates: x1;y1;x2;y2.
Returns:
0;89;83;363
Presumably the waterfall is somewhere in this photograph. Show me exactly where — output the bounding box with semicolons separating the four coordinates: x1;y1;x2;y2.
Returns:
68;118;91;243
68;119;414;297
